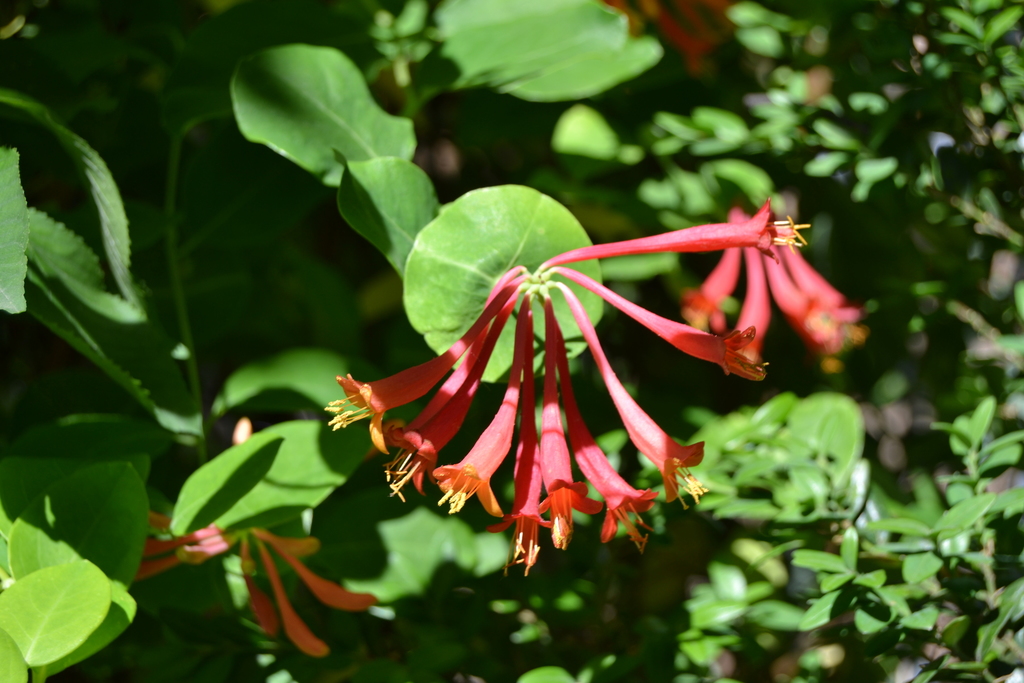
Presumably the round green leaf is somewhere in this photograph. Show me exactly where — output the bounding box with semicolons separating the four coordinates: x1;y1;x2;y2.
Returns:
9;462;148;587
213;420;369;530
337;157;440;275
902;551;943;583
517;666;576;683
0;560;111;668
0;627;27;683
171;431;284;536
44;582;135;675
231;44;416;186
403;185;603;381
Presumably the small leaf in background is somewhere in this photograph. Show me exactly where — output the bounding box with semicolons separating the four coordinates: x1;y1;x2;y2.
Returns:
0;560;111;668
798;590;841;631
161;0;375;134
786;393;863;487
517;667;576;683
966;396;996;451
403;185;603;381
933;493;995;534
900;606;939;631
171;431;284;535
941;614;971;646
552;105;621;161
0;627;27;683
902;551;943;583
865;518;931;537
0;147;29;314
9;462;148;587
232;44;416;186
852;569;886;588
840;527;859;570
0;89;139;307
804;151;849;177
744;600;805;630
44;583;135;675
852;157;899;202
431;0;661;101
213;420;369;530
703;159;775;207
25;210;201;435
337;157;440;274
792;549;848;574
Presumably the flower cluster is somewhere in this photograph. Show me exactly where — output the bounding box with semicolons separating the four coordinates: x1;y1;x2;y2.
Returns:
681;208;866;371
137;421;376;657
326;201;810;574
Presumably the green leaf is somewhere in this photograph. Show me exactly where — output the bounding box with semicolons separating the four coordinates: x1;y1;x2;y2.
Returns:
985;7;1024;45
518;667;576;683
866;518;932;537
171;431;284;535
690;600;747;629
552;105;621;161
9;462;147;587
941;615;970;646
599;253;678;282
337;157;440;274
798;590;840;631
988;488;1024;517
735;26;784;57
966;396;996;450
24;211;201;435
0;561;111;667
787;393;863;487
213;420;369;530
231;44;415;186
976;577;1024;659
819;572;854;592
0;627;27;683
159;0;375;134
900;606;939;631
933;493;995;533
212;348;362;417
840;527;859;570
403;185;603;381
703;159;774;206
744;600;805;630
0;416;163;539
854;601;893;634
855;157;899;185
792;550;848;574
940;7;984;38
812;120;860;151
45;582;135;675
848;93;888;115
0;148;29;314
853;570;886;588
804;152;849;178
0;89;138;307
902;551;943;583
431;0;660;101
708;562;747;601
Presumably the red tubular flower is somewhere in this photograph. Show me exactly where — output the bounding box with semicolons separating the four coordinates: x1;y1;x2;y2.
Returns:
255;539;330;658
537;299;602;550
735;246;771;362
680;247;741;333
386;292;519;500
549;302;657;551
241;538;280;637
326;270;527;452
556;283;708;508
540;201;804;268
433;293;536;517
252;528;377;612
554;266;765;381
764;247;866;358
487;303;551;575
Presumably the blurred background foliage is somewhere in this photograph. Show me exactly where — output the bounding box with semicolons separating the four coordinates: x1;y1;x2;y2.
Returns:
0;0;1023;681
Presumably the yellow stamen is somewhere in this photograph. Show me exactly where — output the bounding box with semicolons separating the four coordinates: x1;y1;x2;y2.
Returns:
612;508;651;553
662;458;709;509
324;398;373;430
772;216;810;249
384;451;419;503
436;464;486;515
504;518;541;576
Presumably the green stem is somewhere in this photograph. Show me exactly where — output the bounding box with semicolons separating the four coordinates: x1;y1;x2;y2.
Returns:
164;135;207;463
32;665;48;683
0;564;10;582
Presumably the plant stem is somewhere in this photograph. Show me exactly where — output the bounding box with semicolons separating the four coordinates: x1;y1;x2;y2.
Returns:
32;665;48;683
0;564;10;582
164;135;207;463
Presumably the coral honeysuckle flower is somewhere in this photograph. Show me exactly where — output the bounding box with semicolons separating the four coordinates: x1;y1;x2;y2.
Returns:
549;308;658;551
487;304;550;575
433;293;536;517
735;247;771;362
681;246;741;333
385;291;519;500
540;201;805;269
326;269;527;452
556;283;708;508
554;266;765;380
137;518;375;657
764;246;867;358
538;299;602;550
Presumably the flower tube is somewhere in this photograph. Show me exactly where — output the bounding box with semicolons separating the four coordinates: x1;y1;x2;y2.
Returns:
681;247;741;333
